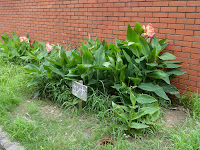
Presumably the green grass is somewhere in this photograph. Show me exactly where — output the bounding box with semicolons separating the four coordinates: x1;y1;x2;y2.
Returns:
0;59;200;150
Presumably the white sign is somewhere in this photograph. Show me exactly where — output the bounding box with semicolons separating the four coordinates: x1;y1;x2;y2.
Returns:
72;81;87;101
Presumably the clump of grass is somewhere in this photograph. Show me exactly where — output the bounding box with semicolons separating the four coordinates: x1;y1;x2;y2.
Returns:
169;118;200;150
180;92;200;119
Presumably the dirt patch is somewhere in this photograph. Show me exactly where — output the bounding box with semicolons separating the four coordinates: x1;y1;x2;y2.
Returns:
40;105;63;118
164;106;190;127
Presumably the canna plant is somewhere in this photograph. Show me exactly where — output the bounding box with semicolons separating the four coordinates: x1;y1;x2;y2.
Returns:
0;32;31;63
112;91;160;135
20;22;185;133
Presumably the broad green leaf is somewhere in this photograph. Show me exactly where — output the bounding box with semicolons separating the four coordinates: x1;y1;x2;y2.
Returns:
159;52;177;60
112;102;125;115
135;56;146;63
27;79;41;87
148;47;157;63
152;36;161;52
159;38;167;44
120;70;125;82
49;65;65;77
160;83;180;98
129;122;149;129
166;69;186;76
129;77;142;85
112;83;122;91
123;50;132;63
165;64;181;68
127;24;139;43
130;91;136;106
60;46;69;64
102;62;111;68
136;94;157;104
147;70;168;79
46;58;62;67
24;64;39;73
134;22;144;34
130;45;141;58
162;76;170;84
131;110;146;120
82;50;93;64
146;63;158;67
161;43;168;50
138;83;170;100
139;37;150;56
141;107;160;115
94;45;105;66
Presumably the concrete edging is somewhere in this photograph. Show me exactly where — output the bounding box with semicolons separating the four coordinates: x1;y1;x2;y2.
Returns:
0;126;23;150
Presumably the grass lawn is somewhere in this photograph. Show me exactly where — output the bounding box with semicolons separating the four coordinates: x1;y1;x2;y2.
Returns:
0;60;200;150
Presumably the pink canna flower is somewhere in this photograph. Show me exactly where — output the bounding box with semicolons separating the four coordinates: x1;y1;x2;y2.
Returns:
19;36;29;43
46;43;53;52
141;23;155;38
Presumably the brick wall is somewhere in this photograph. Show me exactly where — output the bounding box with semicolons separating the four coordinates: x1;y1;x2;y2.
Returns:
0;0;199;92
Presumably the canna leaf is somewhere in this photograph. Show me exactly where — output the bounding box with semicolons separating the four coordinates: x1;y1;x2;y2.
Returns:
136;94;157;104
127;24;139;43
129;122;149;129
159;52;177;60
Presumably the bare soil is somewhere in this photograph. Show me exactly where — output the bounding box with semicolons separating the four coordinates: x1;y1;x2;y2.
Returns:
164;105;189;127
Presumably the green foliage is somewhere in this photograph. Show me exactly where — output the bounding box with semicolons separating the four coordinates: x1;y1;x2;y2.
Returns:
112;91;160;135
180;92;200;119
0;22;185;134
0;32;31;63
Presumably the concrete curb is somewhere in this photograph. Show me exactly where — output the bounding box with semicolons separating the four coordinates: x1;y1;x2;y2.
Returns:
0;126;24;150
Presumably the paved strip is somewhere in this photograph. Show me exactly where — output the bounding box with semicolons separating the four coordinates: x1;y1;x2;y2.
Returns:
0;126;24;150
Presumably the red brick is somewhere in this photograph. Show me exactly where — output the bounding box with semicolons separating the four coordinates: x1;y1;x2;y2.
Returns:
174;41;192;47
138;2;153;6
187;1;200;6
190;65;200;71
160;18;176;23
194;31;200;36
169;1;186;6
179;79;197;86
186;13;200;19
191;54;200;60
182;47;200;54
161;7;177;12
174;52;190;58
119;17;131;22
178;7;196;12
153;13;168;17
168;13;185;18
176;30;194;36
146;7;160;12
177;18;195;24
138;13;152;17
132;7;145;12
184;36;200;42
125;12;137;17
182;69;198;76
181;58;199;65
159;29;175;34
173;83;187;90
165;45;182;52
192;43;200;48
145;18;160;23
153;2;168;6
189;76;200;82
186;25;200;30
167;35;183;40
168;24;184;29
